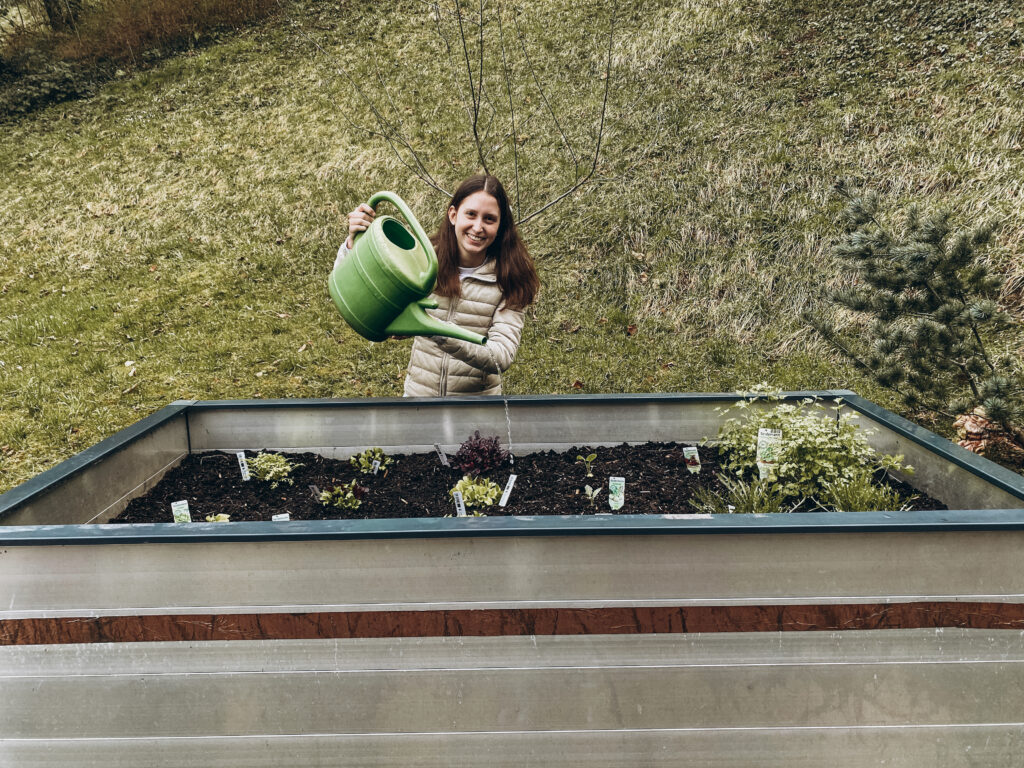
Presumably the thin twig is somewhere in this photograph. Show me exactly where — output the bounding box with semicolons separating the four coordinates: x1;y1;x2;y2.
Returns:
516;0;618;226
497;0;520;220
512;7;579;174
454;0;488;173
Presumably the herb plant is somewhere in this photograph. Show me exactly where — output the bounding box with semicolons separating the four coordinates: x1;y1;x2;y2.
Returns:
451;431;509;476
816;473;916;513
689;474;789;515
712;386;912;499
583;484;603;508
249;452;303;489
319;480;368;510
350;447;393;475
450;475;501;508
576;452;597;477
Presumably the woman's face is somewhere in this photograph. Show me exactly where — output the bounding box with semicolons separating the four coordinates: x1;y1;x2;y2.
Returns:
448;190;501;266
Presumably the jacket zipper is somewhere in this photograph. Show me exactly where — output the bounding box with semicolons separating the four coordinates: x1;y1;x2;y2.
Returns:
439;298;459;396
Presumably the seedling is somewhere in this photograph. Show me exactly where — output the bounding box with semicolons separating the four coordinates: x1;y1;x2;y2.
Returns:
319;480;368;510
205;513;230;523
576;452;598;477
452;431;509;476
450;475;502;508
583;484;603;508
249;452;303;489
350;447;393;475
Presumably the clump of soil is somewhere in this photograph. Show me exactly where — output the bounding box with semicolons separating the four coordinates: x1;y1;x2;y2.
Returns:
110;443;944;524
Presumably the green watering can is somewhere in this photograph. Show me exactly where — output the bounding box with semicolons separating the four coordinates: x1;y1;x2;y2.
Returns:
328;191;487;345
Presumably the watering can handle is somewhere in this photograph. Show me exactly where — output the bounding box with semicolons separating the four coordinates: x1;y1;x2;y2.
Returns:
358;191;439;287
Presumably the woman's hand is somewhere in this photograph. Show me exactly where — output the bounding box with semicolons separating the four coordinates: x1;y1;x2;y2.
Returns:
345;203;376;249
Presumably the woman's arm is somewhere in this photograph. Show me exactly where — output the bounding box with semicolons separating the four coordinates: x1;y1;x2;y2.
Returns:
430;304;525;373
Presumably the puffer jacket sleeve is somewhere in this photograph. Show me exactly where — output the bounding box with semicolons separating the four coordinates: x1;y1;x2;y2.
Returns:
430;302;525;374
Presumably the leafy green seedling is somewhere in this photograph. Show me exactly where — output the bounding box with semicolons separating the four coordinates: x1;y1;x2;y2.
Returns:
583;484;603;508
450;475;501;508
350;447;393;475
319;480;368;510
576;452;598;477
205;513;230;523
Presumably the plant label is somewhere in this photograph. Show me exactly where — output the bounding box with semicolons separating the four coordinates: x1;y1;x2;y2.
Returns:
756;428;782;480
236;451;251;481
682;446;701;474
308;484;321;499
608;477;625;510
371;459;381;475
452;490;467;517
499;474;518;507
171;500;191;523
434;444;450;467
271;513;290;522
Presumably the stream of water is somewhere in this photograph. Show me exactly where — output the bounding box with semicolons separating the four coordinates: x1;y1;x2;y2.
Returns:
486;346;515;467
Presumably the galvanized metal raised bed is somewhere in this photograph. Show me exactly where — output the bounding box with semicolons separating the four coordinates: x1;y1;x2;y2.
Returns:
2;392;1024;767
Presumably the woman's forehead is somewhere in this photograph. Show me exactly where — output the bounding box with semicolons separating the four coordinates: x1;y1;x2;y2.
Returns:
459;190;500;214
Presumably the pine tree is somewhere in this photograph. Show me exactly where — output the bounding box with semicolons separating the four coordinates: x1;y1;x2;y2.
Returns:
804;182;1024;462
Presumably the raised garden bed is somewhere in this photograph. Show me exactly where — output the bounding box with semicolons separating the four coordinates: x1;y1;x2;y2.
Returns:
110;442;944;524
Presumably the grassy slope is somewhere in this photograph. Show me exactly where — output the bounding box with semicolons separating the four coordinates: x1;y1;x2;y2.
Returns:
1;0;1022;493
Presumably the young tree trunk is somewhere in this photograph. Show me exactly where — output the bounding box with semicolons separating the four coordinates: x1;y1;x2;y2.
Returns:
41;0;82;32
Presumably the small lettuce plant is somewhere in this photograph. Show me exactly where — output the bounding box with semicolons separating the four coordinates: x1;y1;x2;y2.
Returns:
583;484;603;508
711;385;912;499
249;452;303;489
350;447;393;475
452;431;509;476
450;475;501;508
319;480;368;510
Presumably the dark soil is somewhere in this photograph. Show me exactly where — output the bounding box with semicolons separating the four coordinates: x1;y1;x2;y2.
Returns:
110;443;945;524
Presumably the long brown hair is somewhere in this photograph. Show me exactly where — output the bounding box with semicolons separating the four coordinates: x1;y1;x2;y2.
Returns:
431;175;539;311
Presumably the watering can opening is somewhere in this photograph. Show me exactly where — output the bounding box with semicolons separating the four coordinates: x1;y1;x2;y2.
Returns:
382;218;416;251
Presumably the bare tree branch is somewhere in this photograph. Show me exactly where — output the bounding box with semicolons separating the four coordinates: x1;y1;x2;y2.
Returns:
453;0;489;173
497;0;520;221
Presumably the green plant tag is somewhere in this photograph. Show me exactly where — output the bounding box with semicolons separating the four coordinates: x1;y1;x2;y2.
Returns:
756;428;782;480
608;476;625;510
271;513;290;522
682;447;701;474
236;452;250;481
171;500;191;523
452;489;467;517
499;474;517;507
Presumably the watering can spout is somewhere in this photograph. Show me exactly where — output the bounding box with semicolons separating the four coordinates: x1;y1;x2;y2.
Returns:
385;299;488;345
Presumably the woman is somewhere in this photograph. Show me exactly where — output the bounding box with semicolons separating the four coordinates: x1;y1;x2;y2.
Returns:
338;174;540;396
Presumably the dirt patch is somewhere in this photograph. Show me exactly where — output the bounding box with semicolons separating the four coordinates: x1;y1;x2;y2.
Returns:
109;442;945;523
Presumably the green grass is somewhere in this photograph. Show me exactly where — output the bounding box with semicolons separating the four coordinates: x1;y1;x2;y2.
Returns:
2;0;1023;493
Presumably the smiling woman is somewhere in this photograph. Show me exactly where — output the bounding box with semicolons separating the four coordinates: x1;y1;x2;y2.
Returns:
338;174;540;397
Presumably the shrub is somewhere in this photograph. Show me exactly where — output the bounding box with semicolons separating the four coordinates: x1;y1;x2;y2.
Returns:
689;474;790;515
451;431;508;476
248;452;302;489
350;447;393;475
450;475;501;508
319;480;367;510
712;385;912;499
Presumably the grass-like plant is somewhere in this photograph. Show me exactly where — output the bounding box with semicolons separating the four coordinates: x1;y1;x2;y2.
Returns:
450;475;501;509
689;474;791;515
248;452;302;489
816;472;916;513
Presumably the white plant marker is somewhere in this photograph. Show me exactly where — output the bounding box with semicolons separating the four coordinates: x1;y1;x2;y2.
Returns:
171;500;191;523
608;477;625;510
682;446;701;474
236;451;251;481
434;444;450;467
756;428;782;480
499;474;518;507
371;459;381;475
271;513;290;522
452;490;467;517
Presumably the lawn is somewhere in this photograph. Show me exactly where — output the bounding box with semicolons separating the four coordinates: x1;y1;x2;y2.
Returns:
1;0;1022;493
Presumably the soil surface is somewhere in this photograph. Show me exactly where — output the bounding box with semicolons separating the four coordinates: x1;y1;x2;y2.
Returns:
110;443;945;524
